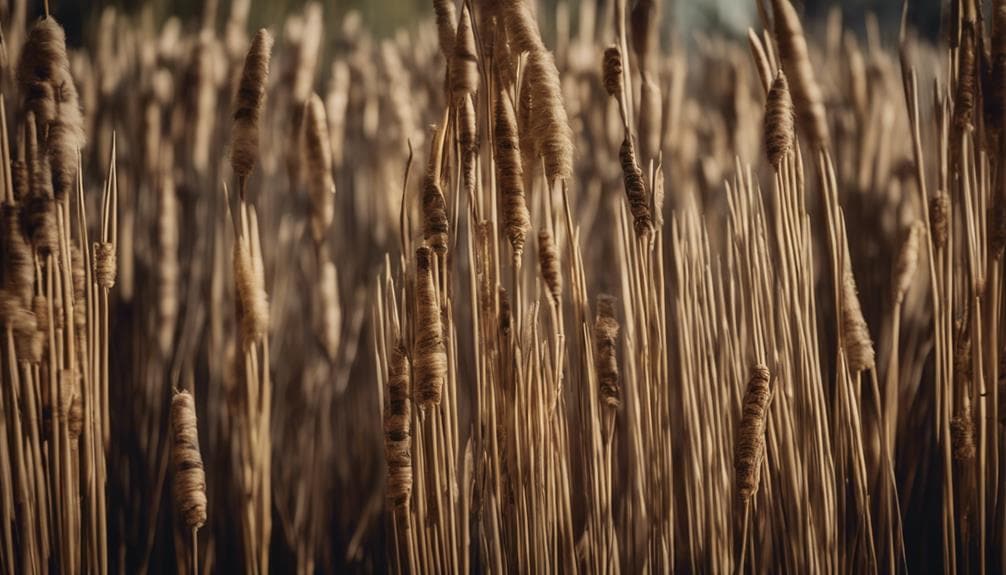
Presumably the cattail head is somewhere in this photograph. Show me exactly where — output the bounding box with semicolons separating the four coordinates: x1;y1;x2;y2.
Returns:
450;5;479;102
234;238;269;349
841;244;875;373
771;0;829;149
951;393;976;461
304;93;335;243
432;0;458;61
230;29;274;183
594;295;621;409
93;241;116;289
498;286;512;338
170;389;208;530
735;364;771;500
18;17;69;109
930;191;950;250
414;246;447;407
384;340;412;510
602;45;623;98
11;160;29;204
421;170;449;256
70;245;86;336
619;136;654;238
764;70;795;168
538;228;562;303
526;49;574;183
893;222;923;306
503;0;545;55
495;91;531;262
954;23;977;134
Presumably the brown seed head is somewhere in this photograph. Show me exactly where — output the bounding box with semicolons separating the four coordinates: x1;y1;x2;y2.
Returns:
619;136;654;238
450;5;479;102
526;50;574;183
305;93;335;243
495;91;531;261
230;29;274;182
764;71;795;168
171;389;208;530
841;243;875;373
602;45;623;98
384;340;412;510
930;191;950;250
537;228;562;303
595;294;621;409
893;222;923;305
771;0;829;149
93;241;116;289
735;363;771;500
414;246;447;407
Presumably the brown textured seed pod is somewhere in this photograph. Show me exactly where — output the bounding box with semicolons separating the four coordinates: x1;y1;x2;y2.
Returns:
432;0;458;61
771;0;829;149
234;238;269;349
893;223;923;306
602;45;624;98
230;29;274;183
459;94;478;199
70;246;86;339
3;205;34;306
495;91;531;262
25;114;59;256
764;71;795;168
11;160;29;204
421;171;449;256
450;5;479;102
930;191;950;250
538;228;562;303
526;49;574;183
498;286;512;338
414;246;447;407
954;23;977;135
503;0;545;55
841;243;875;373
93;241;116;289
735;364;771;500
619;136;654;238
170;389;208;530
951;393;976;461
384;340;412;510
23;81;56;131
595;295;621;409
304;93;335;243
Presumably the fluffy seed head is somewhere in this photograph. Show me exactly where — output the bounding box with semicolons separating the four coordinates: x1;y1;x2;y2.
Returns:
735;364;771;500
595;295;621;409
771;0;829;149
764;71;795;168
930;191;950;250
414;246;447;407
230;29;274;182
432;0;458;61
450;5;479;102
537;228;562;303
893;222;923;305
421;171;449;256
526;50;573;182
619;136;654;238
304;93;335;243
602;45;623;98
234;238;269;349
94;241;116;289
171;389;208;530
495;91;530;261
384;340;412;510
840;243;875;373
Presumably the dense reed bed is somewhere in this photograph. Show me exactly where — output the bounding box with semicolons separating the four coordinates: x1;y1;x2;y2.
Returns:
0;0;1004;572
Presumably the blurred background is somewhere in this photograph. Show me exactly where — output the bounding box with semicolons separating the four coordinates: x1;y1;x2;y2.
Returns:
43;0;943;47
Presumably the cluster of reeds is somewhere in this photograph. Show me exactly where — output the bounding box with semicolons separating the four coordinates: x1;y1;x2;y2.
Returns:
2;0;1006;571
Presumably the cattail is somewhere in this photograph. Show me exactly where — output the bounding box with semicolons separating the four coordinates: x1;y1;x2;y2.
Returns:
11;160;29;204
25;113;59;256
156;146;179;344
304;93;335;243
602;45;624;99
503;0;545;55
498;286;512;337
930;191;950;250
954;23;977;134
495;91;531;261
517;71;535;177
48;81;87;202
764;71;795;168
432;0;458;61
12;308;42;363
414;246;446;407
384;340;412;510
735;363;771;500
526;49;574;183
841;243;875;373
771;0;829;149
619;136;654;238
421;170;449;256
234;238;269;349
459;94;478;198
538;228;562;303
22;81;56;131
17;18;69;117
2;206;34;306
951;393;976;461
230;29;274;184
893;222;923;306
93;241;116;289
70;246;86;338
319;259;341;362
170;389;208;530
595;295;621;409
450;5;479;102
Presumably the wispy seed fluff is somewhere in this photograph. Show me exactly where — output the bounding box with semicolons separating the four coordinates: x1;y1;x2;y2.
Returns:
170;389;208;530
735;364;771;500
414;246;447;407
502;0;545;55
384;340;412;511
619;136;654;238
893;222;923;306
538;228;562;303
930;191;950;250
93;241;116;289
25;114;59;256
602;45;623;99
594;295;621;409
230;29;274;184
771;0;829;150
450;5;479;102
432;0;458;62
304;93;335;243
234;237;269;349
526;49;574;183
840;242;875;373
495;91;530;262
764;71;795;168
